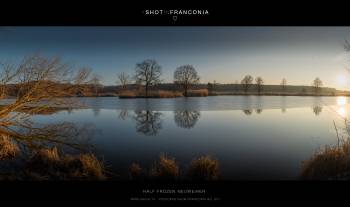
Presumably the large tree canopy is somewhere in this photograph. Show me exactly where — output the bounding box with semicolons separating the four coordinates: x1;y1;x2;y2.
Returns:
174;65;200;97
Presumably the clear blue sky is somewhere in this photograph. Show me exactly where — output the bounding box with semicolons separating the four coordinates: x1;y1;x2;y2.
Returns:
1;27;350;89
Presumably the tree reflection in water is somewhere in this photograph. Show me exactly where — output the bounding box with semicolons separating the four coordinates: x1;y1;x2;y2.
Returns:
133;110;162;136
255;108;263;114
312;106;322;116
0;55;106;180
118;109;129;120
174;110;200;129
243;109;253;115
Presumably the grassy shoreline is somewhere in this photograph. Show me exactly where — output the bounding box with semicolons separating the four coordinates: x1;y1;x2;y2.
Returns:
208;91;350;97
118;89;208;98
117;89;350;98
2;91;350;99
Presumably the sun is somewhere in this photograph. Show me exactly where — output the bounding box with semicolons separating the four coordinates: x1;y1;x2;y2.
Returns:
337;107;348;118
337;96;347;106
336;74;348;87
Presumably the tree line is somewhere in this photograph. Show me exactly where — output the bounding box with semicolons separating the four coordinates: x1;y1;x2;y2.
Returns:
116;59;324;96
117;59;200;97
226;75;323;94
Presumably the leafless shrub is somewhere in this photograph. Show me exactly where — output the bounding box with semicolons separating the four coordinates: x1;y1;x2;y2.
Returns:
0;134;20;160
187;155;220;180
150;153;179;180
26;147;105;180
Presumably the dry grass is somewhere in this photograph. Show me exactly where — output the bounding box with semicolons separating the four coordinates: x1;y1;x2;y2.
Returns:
26;147;105;180
186;89;208;97
128;154;221;181
119;90;183;98
301;141;350;180
75;154;105;179
119;89;208;98
187;155;220;180
118;90;138;98
0;135;20;160
156;90;183;98
150;154;179;180
32;147;60;163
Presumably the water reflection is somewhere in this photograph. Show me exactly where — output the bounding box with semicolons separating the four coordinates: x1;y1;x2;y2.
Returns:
243;109;253;115
280;96;286;113
241;96;253;110
336;96;348;118
337;107;347;118
256;109;263;114
312;106;322;116
337;96;347;106
133;110;163;136
174;110;200;129
118;109;129;120
256;96;263;111
24;96;350;180
91;98;102;117
242;109;263;115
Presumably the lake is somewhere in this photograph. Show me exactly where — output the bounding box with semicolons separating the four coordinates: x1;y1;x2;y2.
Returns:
30;96;350;180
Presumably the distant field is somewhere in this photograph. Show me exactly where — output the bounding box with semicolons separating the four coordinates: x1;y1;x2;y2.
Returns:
111;83;350;97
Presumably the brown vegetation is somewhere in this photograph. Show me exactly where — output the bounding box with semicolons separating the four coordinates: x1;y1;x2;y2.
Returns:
118;89;208;98
187;155;220;180
119;90;183;98
301;140;350;180
174;65;200;96
129;154;220;181
0;134;20;160
0;105;76;115
25;147;105;180
186;89;208;97
150;154;179;180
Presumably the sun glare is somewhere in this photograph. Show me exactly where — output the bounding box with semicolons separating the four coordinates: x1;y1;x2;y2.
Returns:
336;97;348;117
337;96;347;106
337;107;348;118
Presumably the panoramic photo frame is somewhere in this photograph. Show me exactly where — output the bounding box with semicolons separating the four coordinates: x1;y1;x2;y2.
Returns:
0;2;350;205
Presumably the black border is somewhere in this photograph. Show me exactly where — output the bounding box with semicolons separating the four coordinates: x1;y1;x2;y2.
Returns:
1;2;350;205
1;181;348;205
0;2;350;26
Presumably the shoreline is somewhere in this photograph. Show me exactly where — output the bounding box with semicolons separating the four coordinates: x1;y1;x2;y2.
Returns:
118;94;350;98
2;94;350;100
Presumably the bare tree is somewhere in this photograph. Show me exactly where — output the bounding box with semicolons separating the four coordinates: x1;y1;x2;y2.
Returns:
90;73;102;96
174;65;200;97
0;54;93;121
241;75;253;93
313;77;323;94
117;72;130;89
0;54;95;152
255;76;264;94
281;78;287;92
134;59;162;97
207;82;213;92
